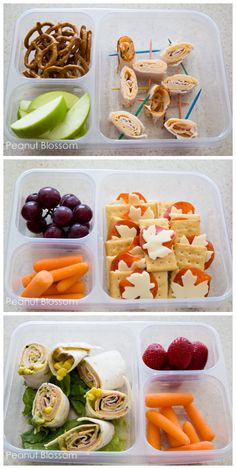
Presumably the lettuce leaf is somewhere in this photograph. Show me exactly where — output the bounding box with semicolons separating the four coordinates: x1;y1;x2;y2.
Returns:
49;373;71;397
22;418;79;450
102;418;128;452
69;369;89;416
22;387;37;417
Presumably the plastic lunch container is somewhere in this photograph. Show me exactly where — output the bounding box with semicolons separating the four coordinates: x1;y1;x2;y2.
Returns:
4;8;231;150
5;169;232;311
4;320;232;464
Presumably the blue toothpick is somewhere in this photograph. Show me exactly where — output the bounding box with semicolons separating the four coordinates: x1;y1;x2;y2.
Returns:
109;48;161;57
184;89;202;119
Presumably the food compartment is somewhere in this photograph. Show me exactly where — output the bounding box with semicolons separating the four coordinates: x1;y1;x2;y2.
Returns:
98;170;231;302
97;10;231;142
143;374;232;462
7;242;94;301
6;82;94;142
13;168;95;239
12;9;95;79
4;321;138;454
140;323;219;373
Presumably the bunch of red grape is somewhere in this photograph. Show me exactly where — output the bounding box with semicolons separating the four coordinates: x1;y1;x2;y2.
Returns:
21;187;93;238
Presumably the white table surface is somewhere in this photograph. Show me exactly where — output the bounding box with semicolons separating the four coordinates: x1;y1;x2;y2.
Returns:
4;158;232;312
4;314;232;465
4;2;232;157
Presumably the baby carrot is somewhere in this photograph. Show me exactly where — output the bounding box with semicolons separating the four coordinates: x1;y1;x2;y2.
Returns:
33;255;83;272
57;274;80;293
21;271;53;298
50;262;88;282
183;421;200;444
43;281;85;296
22;272;35;287
185;403;215;441
41;293;85;300
146;419;161;450
166;441;214;451
160;407;182;447
146;410;190;446
145;393;194;408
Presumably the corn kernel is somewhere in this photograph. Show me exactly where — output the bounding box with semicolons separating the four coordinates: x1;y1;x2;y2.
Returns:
57;368;67;380
63;359;73;370
44;406;53;415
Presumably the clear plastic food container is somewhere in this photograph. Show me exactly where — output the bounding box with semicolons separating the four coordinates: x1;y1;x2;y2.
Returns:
5;169;232;311
4;8;231;150
4;320;232;464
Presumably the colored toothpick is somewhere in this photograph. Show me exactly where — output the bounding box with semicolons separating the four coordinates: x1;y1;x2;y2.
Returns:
184;88;202;119
109;48;160;57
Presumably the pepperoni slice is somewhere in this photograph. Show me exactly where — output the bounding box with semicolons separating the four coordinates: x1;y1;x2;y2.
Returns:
116;192;147;203
204;240;215;270
163;201;195;220
119;268;158;299
139;225;176;252
174;267;211;294
108;219;139;240
110;252;143;271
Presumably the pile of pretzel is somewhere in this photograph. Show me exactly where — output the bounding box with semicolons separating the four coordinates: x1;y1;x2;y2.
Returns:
23;21;92;78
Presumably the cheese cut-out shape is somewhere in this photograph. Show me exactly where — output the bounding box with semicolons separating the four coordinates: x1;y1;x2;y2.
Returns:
122;271;155;299
179;234;213;264
112;224;137;240
129;245;144;256
142;225;174;260
170;206;193;215
171;269;209;298
129;206;154;221
117;258;146;272
111;193;145;205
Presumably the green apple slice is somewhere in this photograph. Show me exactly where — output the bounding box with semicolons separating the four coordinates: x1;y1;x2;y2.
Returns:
29;91;79;112
47;93;90;140
40;122;88;140
17;100;32;119
11;96;67;138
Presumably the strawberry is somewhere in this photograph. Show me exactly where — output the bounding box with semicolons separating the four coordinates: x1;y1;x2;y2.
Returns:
167;337;193;370
188;341;208;370
142;343;167;370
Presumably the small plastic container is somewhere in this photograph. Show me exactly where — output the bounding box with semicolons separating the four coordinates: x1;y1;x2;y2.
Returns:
5;168;232;311
4;320;232;464
4;8;231;150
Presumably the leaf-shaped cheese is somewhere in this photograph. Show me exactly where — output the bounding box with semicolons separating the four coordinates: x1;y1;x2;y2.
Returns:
129;206;154;221
142;225;174;259
117;258;146;272
112;224;137;239
122;271;155;299
171;269;209;298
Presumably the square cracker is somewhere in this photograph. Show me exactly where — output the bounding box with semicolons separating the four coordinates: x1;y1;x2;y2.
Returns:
108;271;168;299
105;238;133;256
170;218;200;242
145;250;177;272
174;243;207;270
158;202;175;217
139;218;169;229
106;201;158;228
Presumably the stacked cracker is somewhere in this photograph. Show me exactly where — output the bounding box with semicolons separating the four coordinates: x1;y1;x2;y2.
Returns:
105;193;214;300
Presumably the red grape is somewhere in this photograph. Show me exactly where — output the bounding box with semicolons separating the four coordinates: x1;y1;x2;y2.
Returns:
38;187;61;209
43;224;65;238
26;193;39;203
61;194;81;210
26;219;47;234
52;206;73;227
73;204;93;224
67;224;89;238
21;202;42;221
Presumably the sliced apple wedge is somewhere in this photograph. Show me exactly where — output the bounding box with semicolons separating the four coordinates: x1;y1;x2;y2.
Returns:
17;100;32;118
11;96;67;138
29;91;79;112
47;93;90;140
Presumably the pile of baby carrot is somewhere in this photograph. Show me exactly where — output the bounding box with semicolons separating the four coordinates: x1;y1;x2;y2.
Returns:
21;255;89;300
145;392;215;451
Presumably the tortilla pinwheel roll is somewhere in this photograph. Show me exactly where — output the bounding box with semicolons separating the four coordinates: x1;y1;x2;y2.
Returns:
18;343;51;389
162;74;198;95
49;343;93;381
161;42;193;66
110;111;147;139
144;85;170;122
120;66;138;107
164;118;198;139
85;376;131;420
78;350;127;389
32;383;70;430
117;35;135;70
45;417;114;451
133;59;167;80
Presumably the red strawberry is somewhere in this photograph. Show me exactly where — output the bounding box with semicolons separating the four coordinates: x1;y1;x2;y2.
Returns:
188;341;208;370
167;337;193;370
142;343;167;370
